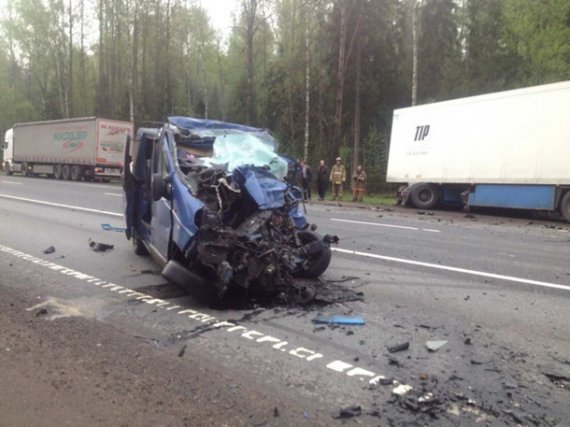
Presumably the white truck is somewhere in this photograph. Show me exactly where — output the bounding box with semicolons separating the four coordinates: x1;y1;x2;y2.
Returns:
2;117;133;181
387;80;570;220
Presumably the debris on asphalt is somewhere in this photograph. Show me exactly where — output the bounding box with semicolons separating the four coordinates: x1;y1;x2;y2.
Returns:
43;246;55;254
88;239;114;252
425;340;448;352
388;341;410;353
463;337;472;345
273;407;279;417
177;344;187;357
312;315;365;326
101;223;127;232
34;308;48;317
140;269;160;275
542;370;570;387
387;357;401;367
392;384;413;396
332;405;362;419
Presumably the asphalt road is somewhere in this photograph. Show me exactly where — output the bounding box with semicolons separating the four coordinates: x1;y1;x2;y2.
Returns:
1;175;569;426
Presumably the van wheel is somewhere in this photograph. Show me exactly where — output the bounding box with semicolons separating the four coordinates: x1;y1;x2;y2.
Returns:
62;165;71;180
410;183;440;209
4;162;12;176
296;231;332;278
560;192;570;222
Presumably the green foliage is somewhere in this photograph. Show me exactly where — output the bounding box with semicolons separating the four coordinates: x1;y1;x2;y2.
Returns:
502;0;570;84
0;0;568;181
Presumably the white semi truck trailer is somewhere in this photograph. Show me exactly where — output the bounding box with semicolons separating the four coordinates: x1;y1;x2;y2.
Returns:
2;117;133;181
387;81;570;220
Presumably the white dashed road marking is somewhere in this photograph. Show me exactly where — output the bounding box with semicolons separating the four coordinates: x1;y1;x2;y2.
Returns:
0;243;412;395
0;194;122;217
104;193;122;197
1;180;22;185
331;218;441;233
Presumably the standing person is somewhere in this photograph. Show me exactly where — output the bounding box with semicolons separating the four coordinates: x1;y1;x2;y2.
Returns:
316;159;328;201
301;159;312;200
329;157;346;201
352;165;367;202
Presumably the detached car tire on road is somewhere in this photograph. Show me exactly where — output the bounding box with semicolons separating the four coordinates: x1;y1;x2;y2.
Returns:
123;117;336;301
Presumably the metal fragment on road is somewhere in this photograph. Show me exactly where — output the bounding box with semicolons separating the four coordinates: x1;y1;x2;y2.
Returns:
312;315;365;326
426;340;448;352
392;384;413;396
388;341;409;353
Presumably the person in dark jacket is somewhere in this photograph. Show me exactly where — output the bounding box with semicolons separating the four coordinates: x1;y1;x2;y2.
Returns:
301;159;312;200
316;159;328;201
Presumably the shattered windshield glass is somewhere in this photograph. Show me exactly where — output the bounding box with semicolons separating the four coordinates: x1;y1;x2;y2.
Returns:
198;131;288;180
176;130;287;179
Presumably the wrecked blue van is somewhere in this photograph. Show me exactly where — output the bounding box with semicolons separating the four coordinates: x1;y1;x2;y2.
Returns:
123;117;335;300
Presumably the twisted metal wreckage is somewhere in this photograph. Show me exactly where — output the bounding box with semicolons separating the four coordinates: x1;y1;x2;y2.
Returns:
123;117;338;303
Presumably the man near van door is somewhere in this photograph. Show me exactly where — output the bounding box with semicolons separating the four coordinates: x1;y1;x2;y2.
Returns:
329;157;346;201
316;159;328;200
301;159;312;200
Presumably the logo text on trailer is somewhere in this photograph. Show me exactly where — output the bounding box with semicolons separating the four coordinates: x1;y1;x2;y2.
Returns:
414;125;430;141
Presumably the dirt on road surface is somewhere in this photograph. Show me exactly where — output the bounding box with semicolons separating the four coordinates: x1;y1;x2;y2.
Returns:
0;285;304;427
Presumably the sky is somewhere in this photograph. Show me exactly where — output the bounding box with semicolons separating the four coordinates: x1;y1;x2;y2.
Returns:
199;0;241;39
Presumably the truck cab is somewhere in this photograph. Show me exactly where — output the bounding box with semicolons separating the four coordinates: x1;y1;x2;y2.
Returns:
2;128;14;175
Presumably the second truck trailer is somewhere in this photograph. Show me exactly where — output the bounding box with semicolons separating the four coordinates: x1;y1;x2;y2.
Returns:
386;81;570;221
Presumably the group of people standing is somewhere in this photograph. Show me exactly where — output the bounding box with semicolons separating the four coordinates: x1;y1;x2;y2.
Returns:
296;157;367;202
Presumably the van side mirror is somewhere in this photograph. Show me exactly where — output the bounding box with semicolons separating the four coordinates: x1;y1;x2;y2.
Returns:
151;173;168;201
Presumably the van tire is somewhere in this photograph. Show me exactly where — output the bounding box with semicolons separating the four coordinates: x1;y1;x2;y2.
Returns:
560;192;570;222
296;231;332;278
410;183;440;209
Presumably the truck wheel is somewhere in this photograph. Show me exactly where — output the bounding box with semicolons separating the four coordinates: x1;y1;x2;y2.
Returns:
4;162;12;176
71;165;84;181
560;192;570;222
62;165;71;180
54;164;63;180
410;183;440;209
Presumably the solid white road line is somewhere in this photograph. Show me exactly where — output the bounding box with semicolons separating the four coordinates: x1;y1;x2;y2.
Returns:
331;218;441;233
0;193;122;217
1;181;22;185
333;247;570;292
104;193;123;197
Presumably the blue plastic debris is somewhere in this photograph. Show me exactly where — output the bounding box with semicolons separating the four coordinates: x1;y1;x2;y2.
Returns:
312;315;366;326
101;223;127;232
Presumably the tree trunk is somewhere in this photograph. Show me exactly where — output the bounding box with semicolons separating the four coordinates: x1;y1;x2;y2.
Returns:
303;4;310;162
352;12;362;175
412;0;419;106
80;0;87;115
68;0;73;117
333;2;348;153
245;0;257;125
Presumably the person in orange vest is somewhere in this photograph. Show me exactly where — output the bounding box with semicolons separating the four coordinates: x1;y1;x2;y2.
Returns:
352;165;367;202
329;157;346;200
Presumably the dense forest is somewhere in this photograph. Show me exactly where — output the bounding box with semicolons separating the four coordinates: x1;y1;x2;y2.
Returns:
1;0;569;189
